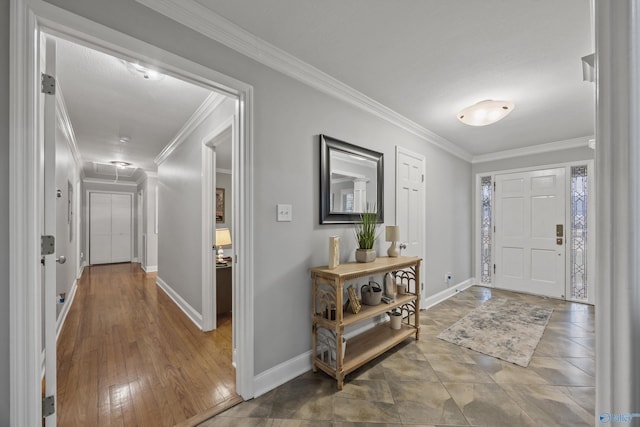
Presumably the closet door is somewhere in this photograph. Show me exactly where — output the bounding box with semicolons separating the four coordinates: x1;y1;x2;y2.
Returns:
111;194;132;262
89;193;113;264
89;193;132;264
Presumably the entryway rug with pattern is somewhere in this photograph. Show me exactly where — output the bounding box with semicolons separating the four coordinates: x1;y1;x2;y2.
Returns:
437;297;553;367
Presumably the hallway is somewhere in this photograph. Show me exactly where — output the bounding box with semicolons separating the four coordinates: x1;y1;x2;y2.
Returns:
56;263;240;426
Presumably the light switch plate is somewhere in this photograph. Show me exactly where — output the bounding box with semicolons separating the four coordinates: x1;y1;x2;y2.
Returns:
277;204;292;222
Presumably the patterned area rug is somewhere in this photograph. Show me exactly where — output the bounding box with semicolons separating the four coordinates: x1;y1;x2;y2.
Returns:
437;297;553;367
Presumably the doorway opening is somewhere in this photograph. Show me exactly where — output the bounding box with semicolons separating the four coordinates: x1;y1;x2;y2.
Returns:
10;3;255;425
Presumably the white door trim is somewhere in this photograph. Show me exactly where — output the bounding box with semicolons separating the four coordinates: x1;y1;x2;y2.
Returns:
473;159;596;304
86;190;134;265
395;146;426;305
202;115;234;332
9;1;255;424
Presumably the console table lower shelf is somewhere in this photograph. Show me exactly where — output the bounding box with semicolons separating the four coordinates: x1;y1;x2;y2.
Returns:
313;322;416;388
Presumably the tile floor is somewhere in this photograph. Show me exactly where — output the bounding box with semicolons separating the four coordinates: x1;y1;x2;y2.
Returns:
199;286;595;426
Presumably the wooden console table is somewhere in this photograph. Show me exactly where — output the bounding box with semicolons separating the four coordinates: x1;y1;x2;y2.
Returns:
310;256;421;389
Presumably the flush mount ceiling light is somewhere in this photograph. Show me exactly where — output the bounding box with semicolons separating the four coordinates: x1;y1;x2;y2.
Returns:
110;160;132;169
457;99;515;126
123;60;164;81
118;136;130;144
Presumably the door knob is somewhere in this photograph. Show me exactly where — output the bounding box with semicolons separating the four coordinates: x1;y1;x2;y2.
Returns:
56;255;66;264
399;243;407;250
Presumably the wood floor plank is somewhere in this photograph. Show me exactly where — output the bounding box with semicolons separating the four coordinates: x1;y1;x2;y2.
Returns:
57;263;239;426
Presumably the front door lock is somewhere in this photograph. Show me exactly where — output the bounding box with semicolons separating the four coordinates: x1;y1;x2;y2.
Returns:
556;238;563;245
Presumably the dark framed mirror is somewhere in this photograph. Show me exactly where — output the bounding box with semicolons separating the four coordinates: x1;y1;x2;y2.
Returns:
319;134;384;224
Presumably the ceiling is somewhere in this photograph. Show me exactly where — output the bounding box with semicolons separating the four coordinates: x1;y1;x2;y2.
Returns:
194;0;594;155
54;1;594;179
54;36;224;180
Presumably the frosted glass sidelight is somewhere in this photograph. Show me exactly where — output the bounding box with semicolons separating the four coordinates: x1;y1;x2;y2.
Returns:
480;176;493;284
570;166;588;300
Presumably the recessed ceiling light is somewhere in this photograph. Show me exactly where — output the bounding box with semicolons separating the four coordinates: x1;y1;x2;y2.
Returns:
457;100;515;126
118;137;130;144
110;160;132;169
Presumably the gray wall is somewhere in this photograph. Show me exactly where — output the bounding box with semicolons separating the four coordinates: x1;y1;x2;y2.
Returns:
55;124;81;317
157;98;235;314
0;0;9;422
41;0;473;378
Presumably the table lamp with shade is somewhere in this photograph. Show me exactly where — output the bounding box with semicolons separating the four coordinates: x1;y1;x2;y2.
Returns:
215;228;232;263
385;225;400;257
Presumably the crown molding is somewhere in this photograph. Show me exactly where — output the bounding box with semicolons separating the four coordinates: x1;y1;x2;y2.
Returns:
155;91;227;165
82;177;139;187
135;0;472;162
55;84;83;169
471;135;595;164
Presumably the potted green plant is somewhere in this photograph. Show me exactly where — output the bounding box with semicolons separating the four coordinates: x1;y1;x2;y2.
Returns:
354;204;379;263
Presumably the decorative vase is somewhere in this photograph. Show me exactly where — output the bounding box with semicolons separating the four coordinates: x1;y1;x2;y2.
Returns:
355;248;376;263
328;236;340;269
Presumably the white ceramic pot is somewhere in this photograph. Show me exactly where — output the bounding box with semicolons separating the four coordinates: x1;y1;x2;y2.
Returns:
389;312;402;330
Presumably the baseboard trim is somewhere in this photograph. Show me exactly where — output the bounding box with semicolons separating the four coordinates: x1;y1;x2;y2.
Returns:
156;276;203;329
424;278;476;310
56;279;78;341
253;350;313;398
142;264;158;273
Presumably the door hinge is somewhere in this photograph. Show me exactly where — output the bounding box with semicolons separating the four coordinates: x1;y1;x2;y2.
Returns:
41;235;55;256
493;181;496;191
42;395;55;417
493;225;496;233
422;174;425;183
41;73;56;95
493;264;496;274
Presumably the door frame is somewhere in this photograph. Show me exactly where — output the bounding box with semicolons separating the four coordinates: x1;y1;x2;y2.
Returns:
86;190;134;265
202;115;235;332
9;0;255;424
473;159;596;304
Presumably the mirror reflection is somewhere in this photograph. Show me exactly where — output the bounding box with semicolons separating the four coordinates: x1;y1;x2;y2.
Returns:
329;150;377;213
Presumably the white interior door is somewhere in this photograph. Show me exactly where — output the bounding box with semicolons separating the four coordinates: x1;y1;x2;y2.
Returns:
396;147;425;296
495;168;566;298
90;193;132;264
111;194;132;262
42;35;58;426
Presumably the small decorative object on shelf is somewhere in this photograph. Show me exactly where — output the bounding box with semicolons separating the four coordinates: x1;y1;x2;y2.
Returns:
360;281;382;306
385;225;400;257
328;236;340;269
384;272;396;301
388;309;402;330
354;204;379;263
346;285;362;314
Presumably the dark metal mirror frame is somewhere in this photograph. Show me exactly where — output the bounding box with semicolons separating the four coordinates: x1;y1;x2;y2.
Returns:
319;134;384;224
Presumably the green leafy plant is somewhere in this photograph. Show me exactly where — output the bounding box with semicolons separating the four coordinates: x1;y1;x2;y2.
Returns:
354;204;379;250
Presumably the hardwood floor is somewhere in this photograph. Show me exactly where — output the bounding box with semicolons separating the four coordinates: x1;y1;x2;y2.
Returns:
57;263;239;426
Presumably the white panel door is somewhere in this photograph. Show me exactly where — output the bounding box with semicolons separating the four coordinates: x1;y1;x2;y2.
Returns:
396;147;425;296
495;168;566;298
90;193;112;264
111;194;132;262
90;193;132;264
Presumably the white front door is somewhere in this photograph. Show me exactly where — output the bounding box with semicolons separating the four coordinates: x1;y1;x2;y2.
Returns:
396;147;425;297
494;168;566;298
42;35;58;427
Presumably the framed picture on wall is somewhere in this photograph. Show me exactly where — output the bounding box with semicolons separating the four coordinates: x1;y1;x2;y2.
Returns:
216;188;225;223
